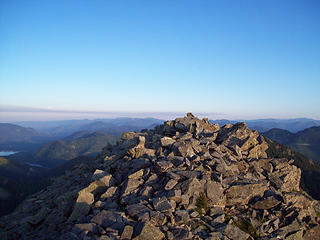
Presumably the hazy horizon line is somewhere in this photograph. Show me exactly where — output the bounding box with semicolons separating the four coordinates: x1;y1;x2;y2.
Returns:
1;105;320;122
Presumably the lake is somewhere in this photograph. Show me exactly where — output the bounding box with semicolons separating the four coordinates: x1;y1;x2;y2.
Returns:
0;151;18;157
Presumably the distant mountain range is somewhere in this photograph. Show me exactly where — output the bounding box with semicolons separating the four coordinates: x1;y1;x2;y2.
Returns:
263;126;320;163
0;123;52;151
0;118;164;151
14;117;164;138
8;131;118;168
32;131;118;167
1;117;319;152
1;117;317;146
0;123;42;143
211;118;320;133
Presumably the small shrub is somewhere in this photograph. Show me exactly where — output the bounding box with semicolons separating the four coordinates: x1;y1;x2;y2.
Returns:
195;192;209;215
233;217;259;239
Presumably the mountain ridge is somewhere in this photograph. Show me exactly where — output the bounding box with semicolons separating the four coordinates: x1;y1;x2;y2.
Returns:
0;118;163;151
0;123;51;151
263;126;320;163
1;113;319;240
7;131;119;168
211;118;320;133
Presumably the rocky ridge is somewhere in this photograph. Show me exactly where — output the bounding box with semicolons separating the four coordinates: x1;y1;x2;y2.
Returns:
1;113;320;240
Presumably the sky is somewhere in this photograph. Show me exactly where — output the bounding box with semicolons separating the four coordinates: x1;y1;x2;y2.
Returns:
1;0;320;121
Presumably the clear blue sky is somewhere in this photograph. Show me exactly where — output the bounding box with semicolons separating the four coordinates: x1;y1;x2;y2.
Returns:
1;0;319;121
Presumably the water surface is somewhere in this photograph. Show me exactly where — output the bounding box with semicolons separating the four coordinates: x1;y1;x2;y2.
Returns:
0;151;18;157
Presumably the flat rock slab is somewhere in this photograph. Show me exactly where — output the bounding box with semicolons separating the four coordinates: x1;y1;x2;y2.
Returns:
252;196;281;210
133;222;165;240
72;223;98;235
221;224;250;240
69;191;94;221
225;183;267;205
205;181;226;207
91;210;124;231
121;225;134;240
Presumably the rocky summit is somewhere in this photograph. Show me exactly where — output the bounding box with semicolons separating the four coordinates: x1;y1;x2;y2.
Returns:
1;113;320;240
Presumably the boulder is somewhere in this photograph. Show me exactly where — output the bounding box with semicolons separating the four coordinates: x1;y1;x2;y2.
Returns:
121;178;143;197
69;191;94;221
165;179;178;190
91;210;124;231
205;181;225;207
133;222;165;240
160;137;175;147
225;183;267;205
220;223;250;240
121;225;134;240
72;223;98;235
251;196;281;210
128;169;144;179
126;204;150;219
152;197;174;212
173;141;195;157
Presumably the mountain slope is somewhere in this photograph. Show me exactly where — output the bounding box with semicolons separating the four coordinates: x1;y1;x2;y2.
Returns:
260;128;294;144
32;132;119;167
0;131;119;215
265;137;320;200
0;157;49;216
0;153;102;218
0;123;50;151
263;126;320;163
0;123;41;143
1;113;319;240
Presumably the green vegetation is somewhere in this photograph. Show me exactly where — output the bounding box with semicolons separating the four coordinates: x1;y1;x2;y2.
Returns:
30;132;118;168
190;221;208;231
316;209;320;219
0;157;8;166
224;213;231;223
195;192;209;216
232;217;259;239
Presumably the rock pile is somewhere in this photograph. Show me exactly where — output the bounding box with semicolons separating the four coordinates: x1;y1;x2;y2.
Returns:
1;113;320;240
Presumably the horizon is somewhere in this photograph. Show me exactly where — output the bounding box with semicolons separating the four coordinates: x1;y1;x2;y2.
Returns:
1;1;320;121
1;105;320;123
